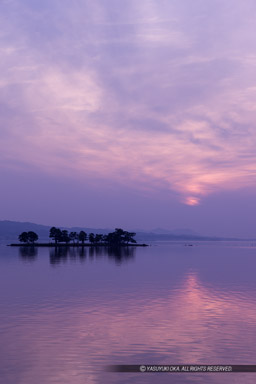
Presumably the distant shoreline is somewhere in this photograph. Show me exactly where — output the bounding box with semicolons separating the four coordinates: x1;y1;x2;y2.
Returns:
8;243;148;247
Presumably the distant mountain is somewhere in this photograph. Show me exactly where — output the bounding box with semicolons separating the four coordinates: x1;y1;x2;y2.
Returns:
147;227;200;236
134;231;222;242
148;227;174;234
171;228;201;236
0;220;111;243
0;220;239;243
0;221;50;241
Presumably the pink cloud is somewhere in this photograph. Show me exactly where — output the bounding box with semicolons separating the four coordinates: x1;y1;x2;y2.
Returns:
1;0;256;206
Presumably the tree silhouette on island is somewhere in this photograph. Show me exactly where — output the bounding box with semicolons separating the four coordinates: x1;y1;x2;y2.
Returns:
16;227;145;247
18;231;38;244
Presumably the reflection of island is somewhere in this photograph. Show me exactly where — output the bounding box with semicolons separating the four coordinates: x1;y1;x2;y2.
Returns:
19;246;38;261
49;246;135;266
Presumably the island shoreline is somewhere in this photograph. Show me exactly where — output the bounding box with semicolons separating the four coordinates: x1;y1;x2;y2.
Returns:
8;243;148;247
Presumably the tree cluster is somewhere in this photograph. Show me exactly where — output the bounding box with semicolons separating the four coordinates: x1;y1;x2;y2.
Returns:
49;227;88;244
18;231;39;244
49;227;136;246
18;227;137;246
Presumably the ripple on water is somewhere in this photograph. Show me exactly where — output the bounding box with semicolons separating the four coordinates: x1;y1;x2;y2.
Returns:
0;243;256;384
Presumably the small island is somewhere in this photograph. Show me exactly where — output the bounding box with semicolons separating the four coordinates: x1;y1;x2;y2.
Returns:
9;227;148;247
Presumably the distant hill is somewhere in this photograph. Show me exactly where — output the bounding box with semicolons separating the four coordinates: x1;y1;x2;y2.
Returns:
0;220;238;243
134;231;222;242
0;221;111;243
148;227;200;236
0;221;50;242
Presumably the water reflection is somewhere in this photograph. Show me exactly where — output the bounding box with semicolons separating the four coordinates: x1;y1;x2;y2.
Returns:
49;246;135;265
2;270;256;384
2;244;256;384
19;246;38;262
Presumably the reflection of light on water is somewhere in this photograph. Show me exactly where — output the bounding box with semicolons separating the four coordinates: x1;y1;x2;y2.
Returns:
1;272;256;384
183;272;226;318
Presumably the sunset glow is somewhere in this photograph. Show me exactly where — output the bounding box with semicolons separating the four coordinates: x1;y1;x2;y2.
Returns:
184;197;200;206
1;0;256;235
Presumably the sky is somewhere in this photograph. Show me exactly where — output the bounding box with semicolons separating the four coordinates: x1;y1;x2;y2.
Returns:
1;0;256;237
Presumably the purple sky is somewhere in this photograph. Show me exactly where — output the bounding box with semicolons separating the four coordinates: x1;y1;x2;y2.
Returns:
1;0;256;237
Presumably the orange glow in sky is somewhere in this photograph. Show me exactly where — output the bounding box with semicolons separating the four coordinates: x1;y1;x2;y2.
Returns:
2;0;256;232
184;196;200;206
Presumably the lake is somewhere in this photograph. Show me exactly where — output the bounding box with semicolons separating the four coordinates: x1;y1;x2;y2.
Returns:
0;241;256;383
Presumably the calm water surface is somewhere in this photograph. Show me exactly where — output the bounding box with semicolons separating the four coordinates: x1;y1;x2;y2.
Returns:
0;242;256;383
